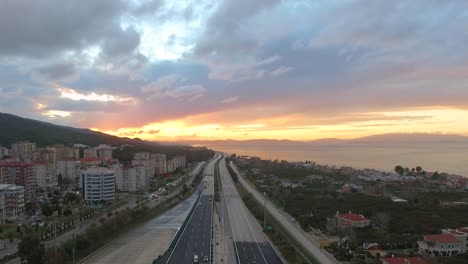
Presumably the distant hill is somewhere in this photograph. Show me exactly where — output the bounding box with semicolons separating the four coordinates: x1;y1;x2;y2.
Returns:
182;133;468;147
0;112;145;147
0;112;214;162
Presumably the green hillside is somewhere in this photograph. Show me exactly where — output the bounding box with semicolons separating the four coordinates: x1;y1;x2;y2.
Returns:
0;113;214;162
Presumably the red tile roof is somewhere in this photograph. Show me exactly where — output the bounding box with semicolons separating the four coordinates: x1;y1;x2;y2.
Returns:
424;234;460;243
382;257;428;264
0;162;34;167
338;213;368;222
81;157;102;162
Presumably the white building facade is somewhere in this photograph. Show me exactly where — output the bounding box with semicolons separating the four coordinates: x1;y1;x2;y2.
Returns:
81;168;115;205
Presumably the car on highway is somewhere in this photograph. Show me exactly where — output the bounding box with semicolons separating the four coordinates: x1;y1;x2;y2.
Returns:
198;202;202;206
193;254;199;263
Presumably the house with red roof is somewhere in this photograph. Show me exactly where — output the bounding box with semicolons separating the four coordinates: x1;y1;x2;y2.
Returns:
327;211;370;233
381;256;428;264
418;233;462;256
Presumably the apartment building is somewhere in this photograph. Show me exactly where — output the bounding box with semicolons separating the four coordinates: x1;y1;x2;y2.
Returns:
46;145;74;160
151;153;167;174
132;159;154;186
0;162;36;200
83;148;98;158
33;148;56;163
11;141;36;161
32;162;56;188
56;159;80;183
95;144;114;159
81;167;115;205
0;184;25;223
0;146;9;159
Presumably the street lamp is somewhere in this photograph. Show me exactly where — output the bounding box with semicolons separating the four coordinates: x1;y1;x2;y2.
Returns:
263;192;266;230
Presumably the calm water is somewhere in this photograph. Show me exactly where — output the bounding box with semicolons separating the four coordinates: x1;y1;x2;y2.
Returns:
205;143;468;176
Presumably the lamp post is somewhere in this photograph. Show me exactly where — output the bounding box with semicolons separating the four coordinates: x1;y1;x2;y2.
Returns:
263;192;266;230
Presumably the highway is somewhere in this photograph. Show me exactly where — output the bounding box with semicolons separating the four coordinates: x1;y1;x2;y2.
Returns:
219;155;283;264
230;161;339;264
164;153;221;264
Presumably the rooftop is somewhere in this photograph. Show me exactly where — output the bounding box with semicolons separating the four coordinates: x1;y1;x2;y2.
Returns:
338;213;368;222
423;234;460;243
382;257;428;264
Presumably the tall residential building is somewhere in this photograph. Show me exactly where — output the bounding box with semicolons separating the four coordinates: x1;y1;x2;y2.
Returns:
11;142;36;161
132;159;154;186
0;146;10;159
32;162;56;188
33;148;56;163
46;145;74;160
95;144;114;159
83;148;98;158
0;184;25;223
56;160;79;183
166;155;186;173
134;152;150;160
151;153;167;174
115;165;145;192
0;163;36;201
80;167;115;205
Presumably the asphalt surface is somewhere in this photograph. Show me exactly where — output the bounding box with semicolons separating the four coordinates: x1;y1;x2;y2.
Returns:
231;162;339;264
219;156;283;264
82;194;198;264
164;154;220;264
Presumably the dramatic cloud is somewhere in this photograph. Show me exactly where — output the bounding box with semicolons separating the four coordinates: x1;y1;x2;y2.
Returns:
1;0;468;140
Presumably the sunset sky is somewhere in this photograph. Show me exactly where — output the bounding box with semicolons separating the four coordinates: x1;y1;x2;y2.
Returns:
1;1;468;141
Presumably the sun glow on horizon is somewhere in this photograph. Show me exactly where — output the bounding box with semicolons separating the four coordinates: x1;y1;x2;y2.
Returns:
96;108;468;141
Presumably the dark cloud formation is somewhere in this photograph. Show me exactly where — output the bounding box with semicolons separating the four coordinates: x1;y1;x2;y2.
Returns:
0;0;126;58
1;0;468;137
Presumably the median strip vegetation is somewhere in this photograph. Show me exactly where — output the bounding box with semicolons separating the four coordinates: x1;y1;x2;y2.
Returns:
225;158;319;264
214;158;222;202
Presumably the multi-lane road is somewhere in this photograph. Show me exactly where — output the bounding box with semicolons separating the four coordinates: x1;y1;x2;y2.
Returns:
160;152;285;264
219;155;283;264
164;153;221;264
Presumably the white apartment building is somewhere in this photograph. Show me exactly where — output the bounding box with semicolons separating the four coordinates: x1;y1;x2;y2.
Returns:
33;163;56;188
56;160;79;183
132;159;154;186
0;184;25;223
0;146;9;159
115;165;145;192
83;148;98;158
11;142;36;161
166;155;186;173
151;153;167;174
33;148;56;163
81;167;115;205
134;152;150;160
95;144;114;159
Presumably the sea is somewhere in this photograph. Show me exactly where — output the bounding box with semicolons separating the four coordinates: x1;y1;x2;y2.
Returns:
202;142;468;177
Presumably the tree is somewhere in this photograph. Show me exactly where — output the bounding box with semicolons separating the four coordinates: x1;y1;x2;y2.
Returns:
63;208;73;217
394;165;405;176
58;174;63;186
18;236;46;264
432;171;440;180
416;166;423;174
41;204;53;217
